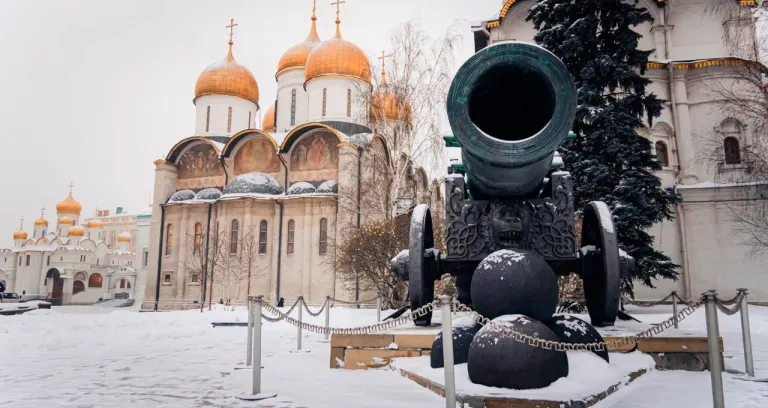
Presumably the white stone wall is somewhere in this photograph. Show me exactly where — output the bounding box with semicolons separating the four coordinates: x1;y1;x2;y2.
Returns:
275;69;310;132
194;95;259;136
306;77;369;125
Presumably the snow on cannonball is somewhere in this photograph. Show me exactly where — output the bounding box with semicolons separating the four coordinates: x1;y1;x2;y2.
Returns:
470;249;558;321
467;315;568;389
545;315;609;363
430;317;482;368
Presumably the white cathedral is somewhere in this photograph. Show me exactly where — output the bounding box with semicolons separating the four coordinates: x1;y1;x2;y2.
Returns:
142;6;440;310
474;0;768;302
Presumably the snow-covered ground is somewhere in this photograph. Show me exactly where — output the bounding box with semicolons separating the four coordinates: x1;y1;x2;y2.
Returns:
0;303;766;407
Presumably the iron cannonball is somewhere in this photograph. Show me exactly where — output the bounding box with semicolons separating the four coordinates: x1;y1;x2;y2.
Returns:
545;314;609;363
470;249;559;321
430;317;482;368
467;315;569;389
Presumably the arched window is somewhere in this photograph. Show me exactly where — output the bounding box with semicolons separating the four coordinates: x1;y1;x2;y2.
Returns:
322;88;327;117
230;219;239;254
127;281;131;289
319;218;328;255
194;223;203;254
206;106;211;132
291;89;297;126
73;280;85;295
259;220;268;255
120;279;126;289
655;141;669;167
88;273;103;288
347;89;352;117
165;224;173;256
25;255;30;266
74;271;87;281
287;220;295;254
724;137;741;164
227;106;233;132
248;111;252;128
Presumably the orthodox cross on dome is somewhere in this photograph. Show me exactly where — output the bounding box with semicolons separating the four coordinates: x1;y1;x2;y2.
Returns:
378;50;391;87
68;181;75;194
312;0;318;21
331;0;345;25
18;217;24;230
40;206;45;218
226;18;239;46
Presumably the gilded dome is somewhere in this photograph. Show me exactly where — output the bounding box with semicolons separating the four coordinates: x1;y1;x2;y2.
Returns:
68;226;85;237
58;216;74;225
56;192;82;214
305;22;371;85
262;104;276;131
277;15;321;76
117;231;132;243
194;43;259;105
86;219;103;229
34;217;48;227
13;230;27;240
369;69;412;123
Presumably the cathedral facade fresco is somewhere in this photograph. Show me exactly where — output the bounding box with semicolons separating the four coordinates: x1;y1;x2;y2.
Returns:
289;132;339;182
234;137;280;175
176;142;225;189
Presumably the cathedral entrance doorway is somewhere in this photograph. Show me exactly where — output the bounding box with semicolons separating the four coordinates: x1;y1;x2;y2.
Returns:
46;268;64;305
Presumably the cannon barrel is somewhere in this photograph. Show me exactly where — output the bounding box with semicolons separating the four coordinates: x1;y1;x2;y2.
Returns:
447;41;577;198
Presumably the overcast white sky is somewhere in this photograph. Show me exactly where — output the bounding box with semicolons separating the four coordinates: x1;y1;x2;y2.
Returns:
0;0;500;245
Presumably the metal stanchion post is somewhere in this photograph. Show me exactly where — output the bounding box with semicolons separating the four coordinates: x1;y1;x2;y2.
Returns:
297;296;303;351
703;290;725;408
246;296;254;366
737;288;755;377
324;296;331;341
672;291;679;329
439;296;456;408
377;296;381;322
237;296;276;401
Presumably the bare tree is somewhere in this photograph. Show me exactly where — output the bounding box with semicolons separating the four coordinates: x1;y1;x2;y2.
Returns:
184;227;227;309
698;3;768;255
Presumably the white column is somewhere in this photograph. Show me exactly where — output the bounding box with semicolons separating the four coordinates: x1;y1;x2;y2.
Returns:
177;206;190;298
672;71;697;183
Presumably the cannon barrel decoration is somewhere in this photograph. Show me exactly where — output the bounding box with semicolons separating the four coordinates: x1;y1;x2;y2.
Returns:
392;41;635;327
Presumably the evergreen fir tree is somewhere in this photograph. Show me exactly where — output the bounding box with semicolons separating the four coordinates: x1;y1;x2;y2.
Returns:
526;0;680;295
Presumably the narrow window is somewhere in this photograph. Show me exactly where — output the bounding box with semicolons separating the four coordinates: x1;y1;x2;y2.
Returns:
230;219;239;253
654;141;669;167
19;257;22;266
164;273;171;283
194;223;203;254
322;88;327;117
291;89;297;125
319;218;328;255
724;137;741;164
206;106;211;132
227;106;233;132
192;273;200;283
248;111;252;128
287;220;295;254
47;256;50;266
165;224;173;256
25;255;30;266
97;258;99;266
143;250;148;266
347;89;352;117
259;220;268;255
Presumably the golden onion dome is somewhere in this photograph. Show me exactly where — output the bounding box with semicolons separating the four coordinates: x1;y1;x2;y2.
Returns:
194;42;259;106
262;104;276;132
277;13;321;76
34;217;49;227
305;19;371;85
86;219;103;229
68;226;85;237
117;231;132;243
369;67;412;123
56;191;82;214
13;230;27;240
58;216;74;226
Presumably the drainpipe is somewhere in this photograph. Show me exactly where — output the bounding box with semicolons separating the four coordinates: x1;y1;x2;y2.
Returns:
153;206;166;311
220;156;230;185
662;4;692;300
200;203;212;312
276;155;289;301
355;150;362;303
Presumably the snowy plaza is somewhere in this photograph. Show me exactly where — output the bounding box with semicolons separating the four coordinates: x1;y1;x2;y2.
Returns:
2;303;767;407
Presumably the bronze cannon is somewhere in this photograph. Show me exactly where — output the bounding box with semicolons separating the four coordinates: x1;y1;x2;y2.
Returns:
392;41;634;327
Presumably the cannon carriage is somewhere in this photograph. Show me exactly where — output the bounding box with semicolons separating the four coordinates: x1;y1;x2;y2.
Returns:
392;41;635;327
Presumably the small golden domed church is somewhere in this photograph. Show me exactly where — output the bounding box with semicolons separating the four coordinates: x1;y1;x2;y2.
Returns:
0;186;139;305
143;3;439;310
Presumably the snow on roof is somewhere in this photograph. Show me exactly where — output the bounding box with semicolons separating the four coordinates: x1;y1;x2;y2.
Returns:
108;249;135;256
224;172;284;195
288;182;317;195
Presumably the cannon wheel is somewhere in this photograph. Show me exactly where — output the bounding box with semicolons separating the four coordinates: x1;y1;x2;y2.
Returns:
580;201;620;327
409;204;437;326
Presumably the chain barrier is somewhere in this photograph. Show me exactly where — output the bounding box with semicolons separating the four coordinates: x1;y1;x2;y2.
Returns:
715;293;745;316
260;299;439;335
301;298;328;317
621;292;675;308
451;296;702;352
329;296;379;305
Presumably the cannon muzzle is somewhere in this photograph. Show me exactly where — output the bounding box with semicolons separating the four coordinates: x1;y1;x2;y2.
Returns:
447;41;577;198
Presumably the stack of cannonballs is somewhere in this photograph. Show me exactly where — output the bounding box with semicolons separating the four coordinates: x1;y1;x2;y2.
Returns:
430;249;609;390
